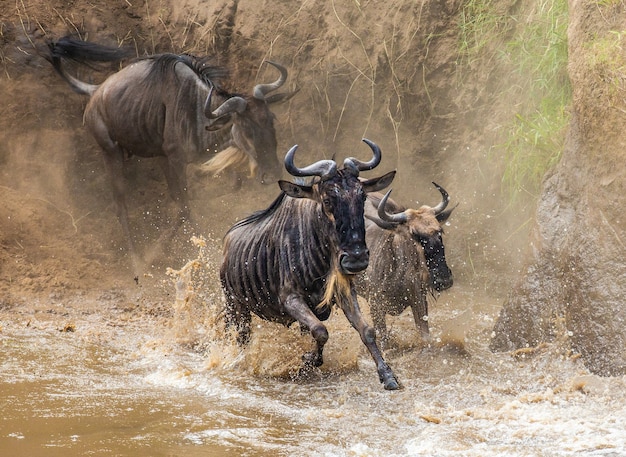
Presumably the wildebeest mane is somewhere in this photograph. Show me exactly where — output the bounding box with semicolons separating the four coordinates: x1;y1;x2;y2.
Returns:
226;192;288;235
142;53;229;89
226;175;321;235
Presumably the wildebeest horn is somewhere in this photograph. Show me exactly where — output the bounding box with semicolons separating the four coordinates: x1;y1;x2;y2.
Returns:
204;86;248;119
378;189;408;224
285;145;337;179
344;138;382;175
431;182;450;215
253;61;288;100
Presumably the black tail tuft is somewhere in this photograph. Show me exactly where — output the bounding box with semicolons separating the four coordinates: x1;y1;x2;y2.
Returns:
47;36;134;64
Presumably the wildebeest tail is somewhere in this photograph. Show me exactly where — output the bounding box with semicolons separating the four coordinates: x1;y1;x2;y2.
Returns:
46;37;133;96
48;36;133;64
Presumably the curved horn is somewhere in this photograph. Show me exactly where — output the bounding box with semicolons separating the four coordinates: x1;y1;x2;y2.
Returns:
378;189;407;224
253;61;287;100
431;182;450;215
344;138;382;173
284;145;337;179
204;86;248;119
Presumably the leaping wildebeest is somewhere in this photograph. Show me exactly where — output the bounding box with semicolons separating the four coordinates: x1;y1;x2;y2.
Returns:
45;37;293;263
357;183;455;346
220;139;401;390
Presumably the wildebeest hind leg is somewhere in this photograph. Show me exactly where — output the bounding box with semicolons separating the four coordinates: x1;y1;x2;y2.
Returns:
284;294;328;368
101;150;141;273
89;111;141;272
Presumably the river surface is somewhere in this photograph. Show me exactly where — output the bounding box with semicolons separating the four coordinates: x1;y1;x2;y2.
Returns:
2;274;626;457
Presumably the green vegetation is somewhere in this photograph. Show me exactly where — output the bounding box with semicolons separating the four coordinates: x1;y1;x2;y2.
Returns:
458;0;509;66
458;0;570;199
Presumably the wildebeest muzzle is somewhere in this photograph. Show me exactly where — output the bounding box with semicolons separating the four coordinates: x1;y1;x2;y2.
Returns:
428;260;453;291
339;245;370;274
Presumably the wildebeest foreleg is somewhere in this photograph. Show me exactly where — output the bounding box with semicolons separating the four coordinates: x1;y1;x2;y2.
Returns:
158;155;191;224
224;297;252;346
411;288;431;342
284;294;329;368
341;288;401;390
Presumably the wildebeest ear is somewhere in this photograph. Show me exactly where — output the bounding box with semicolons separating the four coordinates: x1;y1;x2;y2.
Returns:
279;180;314;199
204;115;232;132
205;115;233;131
361;170;396;193
265;87;300;105
436;203;458;223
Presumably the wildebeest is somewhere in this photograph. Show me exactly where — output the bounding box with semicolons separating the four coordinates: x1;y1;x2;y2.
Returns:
220;139;401;390
357;183;455;345
45;37;293;263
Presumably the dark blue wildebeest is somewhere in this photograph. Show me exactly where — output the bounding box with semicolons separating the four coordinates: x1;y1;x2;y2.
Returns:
45;37;293;263
220;139;401;390
357;184;455;346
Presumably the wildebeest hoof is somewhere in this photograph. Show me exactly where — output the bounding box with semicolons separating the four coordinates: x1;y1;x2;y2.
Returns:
384;377;401;390
302;351;323;368
379;370;401;390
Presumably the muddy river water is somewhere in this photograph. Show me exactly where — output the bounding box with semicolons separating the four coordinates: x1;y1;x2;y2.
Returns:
2;268;626;457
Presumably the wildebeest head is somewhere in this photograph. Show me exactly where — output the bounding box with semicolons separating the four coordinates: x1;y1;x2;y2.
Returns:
375;183;455;291
204;61;294;184
278;139;396;275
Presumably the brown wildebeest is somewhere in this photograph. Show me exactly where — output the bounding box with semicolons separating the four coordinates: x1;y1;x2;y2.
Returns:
45;37;294;267
357;183;455;346
220;139;401;390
